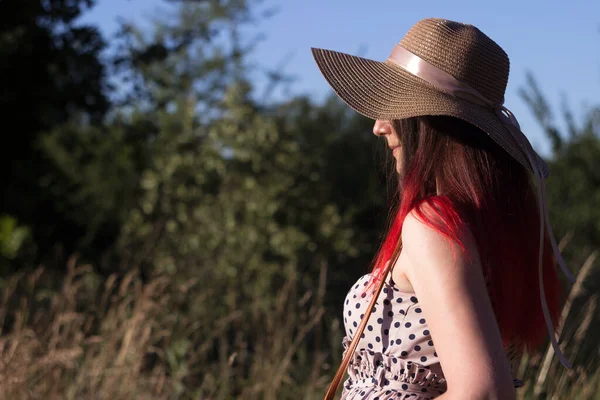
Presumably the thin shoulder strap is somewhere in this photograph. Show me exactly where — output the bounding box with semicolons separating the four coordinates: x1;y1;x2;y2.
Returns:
323;246;401;400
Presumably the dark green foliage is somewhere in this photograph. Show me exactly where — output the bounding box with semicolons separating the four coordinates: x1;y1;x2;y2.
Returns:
0;0;109;268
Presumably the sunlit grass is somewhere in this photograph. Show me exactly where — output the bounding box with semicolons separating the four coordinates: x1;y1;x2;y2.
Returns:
0;254;596;399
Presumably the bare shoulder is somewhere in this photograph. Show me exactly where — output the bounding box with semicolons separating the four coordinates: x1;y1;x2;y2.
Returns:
392;204;478;297
394;205;516;399
390;205;468;292
400;204;477;271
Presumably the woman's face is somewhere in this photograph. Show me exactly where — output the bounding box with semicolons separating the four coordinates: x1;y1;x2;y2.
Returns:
373;120;402;174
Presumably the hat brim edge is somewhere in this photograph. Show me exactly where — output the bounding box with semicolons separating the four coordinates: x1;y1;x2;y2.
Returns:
310;47;548;178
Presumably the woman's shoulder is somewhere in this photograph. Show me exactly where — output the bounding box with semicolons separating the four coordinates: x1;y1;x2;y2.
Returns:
396;204;481;296
402;201;477;260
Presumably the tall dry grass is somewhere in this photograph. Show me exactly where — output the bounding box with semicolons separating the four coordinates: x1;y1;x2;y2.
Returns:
0;252;597;399
0;256;335;399
515;250;600;400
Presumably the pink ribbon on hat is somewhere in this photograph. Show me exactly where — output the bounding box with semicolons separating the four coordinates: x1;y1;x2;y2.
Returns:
387;45;575;369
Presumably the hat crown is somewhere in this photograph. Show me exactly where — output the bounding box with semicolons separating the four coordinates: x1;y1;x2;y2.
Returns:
399;18;509;105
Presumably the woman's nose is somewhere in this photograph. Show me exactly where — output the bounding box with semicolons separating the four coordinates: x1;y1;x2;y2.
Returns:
373;120;391;137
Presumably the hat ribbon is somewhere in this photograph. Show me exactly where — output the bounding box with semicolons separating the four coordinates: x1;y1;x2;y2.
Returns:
387;44;575;369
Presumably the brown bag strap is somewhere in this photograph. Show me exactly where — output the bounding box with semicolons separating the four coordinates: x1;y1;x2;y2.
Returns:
323;245;401;400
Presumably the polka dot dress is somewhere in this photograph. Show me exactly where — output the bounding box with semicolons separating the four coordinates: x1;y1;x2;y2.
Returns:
340;272;524;400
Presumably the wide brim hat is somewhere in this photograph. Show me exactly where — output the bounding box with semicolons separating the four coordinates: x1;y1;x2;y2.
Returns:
311;18;548;178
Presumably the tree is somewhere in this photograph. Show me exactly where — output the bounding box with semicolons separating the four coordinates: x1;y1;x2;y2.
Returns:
107;2;390;395
0;0;109;268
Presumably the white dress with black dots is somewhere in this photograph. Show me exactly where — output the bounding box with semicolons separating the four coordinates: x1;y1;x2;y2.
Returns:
340;273;524;400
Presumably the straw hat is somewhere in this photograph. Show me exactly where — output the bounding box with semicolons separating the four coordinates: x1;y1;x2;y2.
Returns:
311;18;548;178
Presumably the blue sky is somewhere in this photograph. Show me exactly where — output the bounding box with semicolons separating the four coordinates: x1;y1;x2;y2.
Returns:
82;0;599;156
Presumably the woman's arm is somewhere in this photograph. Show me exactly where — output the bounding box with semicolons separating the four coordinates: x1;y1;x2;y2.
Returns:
393;209;516;400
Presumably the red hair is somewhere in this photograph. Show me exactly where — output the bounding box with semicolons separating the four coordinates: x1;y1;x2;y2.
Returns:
369;116;561;351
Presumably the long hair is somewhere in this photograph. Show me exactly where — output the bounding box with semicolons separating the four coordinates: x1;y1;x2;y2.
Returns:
370;115;561;351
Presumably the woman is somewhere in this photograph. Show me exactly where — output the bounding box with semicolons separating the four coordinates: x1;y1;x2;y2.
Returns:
311;18;575;400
